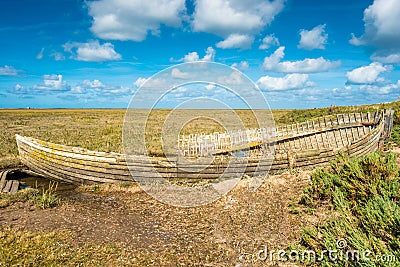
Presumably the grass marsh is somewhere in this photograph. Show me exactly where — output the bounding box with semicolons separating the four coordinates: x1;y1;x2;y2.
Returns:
0;102;399;266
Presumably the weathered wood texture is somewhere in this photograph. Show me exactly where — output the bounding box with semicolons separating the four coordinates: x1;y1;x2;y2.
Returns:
178;111;382;157
0;170;20;193
16;110;393;184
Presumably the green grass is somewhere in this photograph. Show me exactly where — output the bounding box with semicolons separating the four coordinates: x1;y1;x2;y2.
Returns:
31;181;60;209
0;188;39;208
0;227;222;266
0;228;128;266
0;181;59;209
296;152;400;266
275;102;398;124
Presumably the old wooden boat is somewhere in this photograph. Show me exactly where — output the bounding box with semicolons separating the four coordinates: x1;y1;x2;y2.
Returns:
16;110;394;184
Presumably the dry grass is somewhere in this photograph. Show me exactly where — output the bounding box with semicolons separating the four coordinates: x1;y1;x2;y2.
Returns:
0;108;287;167
0;109;124;160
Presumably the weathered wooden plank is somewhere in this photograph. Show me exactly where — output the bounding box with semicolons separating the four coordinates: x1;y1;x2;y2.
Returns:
10;180;19;193
349;135;380;157
338;128;345;147
314;133;320;150
17;135;127;161
24;146;223;176
344;127;350;145
350;138;378;157
2;180;12;193
348;134;376;154
325;130;332;148
348;132;376;151
23;143;276;180
24;155;138;182
273;129;379;171
294;156;333;168
336;114;342;125
0;170;9;191
348;130;381;156
332;130;339;148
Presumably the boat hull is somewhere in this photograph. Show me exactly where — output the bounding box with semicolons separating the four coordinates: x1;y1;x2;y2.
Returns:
16;110;392;184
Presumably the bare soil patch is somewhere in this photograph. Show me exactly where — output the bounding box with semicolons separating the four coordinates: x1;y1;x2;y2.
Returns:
0;171;310;265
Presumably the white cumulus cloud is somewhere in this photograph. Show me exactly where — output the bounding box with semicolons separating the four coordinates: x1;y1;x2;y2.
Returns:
370;50;400;64
10;76;134;98
346;62;391;84
82;79;105;89
193;0;285;49
72;79;133;96
34;74;69;91
202;47;216;61
205;83;216;90
259;34;280;50
263;46;285;70
176;46;216;62
257;73;314;91
171;68;192;79
0;65;19;76
359;81;400;95
9;84;28;95
277;58;340;73
134;77;148;88
231;61;249;71
63;40;122;62
350;0;400;64
50;51;65;61
216;34;254;49
88;0;186;41
350;0;400;47
217;71;244;85
298;24;328;50
181;52;200;62
263;46;340;73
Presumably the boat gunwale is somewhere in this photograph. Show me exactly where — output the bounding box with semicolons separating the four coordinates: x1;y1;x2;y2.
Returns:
15;118;381;165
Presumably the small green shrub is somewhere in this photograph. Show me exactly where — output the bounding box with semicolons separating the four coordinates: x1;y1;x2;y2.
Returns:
295;152;400;266
301;152;399;208
120;182;134;188
31;181;60;209
91;183;99;192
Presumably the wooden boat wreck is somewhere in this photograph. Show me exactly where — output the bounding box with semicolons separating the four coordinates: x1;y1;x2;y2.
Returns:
0;169;22;193
16;110;394;184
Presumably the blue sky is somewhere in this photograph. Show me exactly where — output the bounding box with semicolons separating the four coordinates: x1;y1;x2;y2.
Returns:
0;0;399;109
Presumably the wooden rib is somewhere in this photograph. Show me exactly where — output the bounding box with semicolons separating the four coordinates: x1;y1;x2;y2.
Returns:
2;180;12;193
10;181;19;193
0;170;9;191
314;132;320;150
